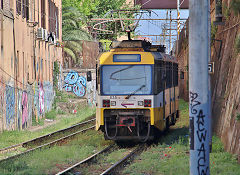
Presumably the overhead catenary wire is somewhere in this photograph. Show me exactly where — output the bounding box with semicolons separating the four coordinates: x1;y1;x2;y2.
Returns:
0;69;57;103
0;66;54;92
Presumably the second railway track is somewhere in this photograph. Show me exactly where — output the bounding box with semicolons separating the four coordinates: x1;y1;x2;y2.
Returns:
55;143;146;175
0;117;96;163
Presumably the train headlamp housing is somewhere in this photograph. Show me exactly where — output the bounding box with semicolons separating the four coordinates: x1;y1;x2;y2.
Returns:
144;99;151;107
103;100;110;107
138;101;143;106
111;101;116;106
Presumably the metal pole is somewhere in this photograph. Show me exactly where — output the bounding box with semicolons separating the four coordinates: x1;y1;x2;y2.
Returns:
208;0;212;153
169;10;172;53
189;0;210;174
176;0;180;56
177;0;180;36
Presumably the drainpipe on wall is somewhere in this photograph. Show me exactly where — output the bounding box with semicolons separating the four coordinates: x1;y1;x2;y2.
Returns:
8;10;18;130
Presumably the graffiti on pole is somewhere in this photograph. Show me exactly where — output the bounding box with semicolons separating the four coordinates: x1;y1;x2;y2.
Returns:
190;91;201;114
64;71;86;97
189;91;209;175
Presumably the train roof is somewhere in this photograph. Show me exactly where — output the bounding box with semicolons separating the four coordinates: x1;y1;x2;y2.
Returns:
99;40;178;65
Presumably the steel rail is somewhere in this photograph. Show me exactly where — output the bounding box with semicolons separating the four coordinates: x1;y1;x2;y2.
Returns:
55;144;115;175
0;126;95;164
0;118;95;154
100;144;144;175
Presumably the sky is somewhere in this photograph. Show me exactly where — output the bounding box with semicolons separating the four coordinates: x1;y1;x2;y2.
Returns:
136;9;189;53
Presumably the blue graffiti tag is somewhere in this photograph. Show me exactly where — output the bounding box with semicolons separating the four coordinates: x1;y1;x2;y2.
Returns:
5;86;15;126
64;71;86;97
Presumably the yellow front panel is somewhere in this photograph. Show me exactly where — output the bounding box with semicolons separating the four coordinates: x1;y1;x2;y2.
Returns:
96;108;101;130
97;107;165;131
151;107;165;131
99;51;155;65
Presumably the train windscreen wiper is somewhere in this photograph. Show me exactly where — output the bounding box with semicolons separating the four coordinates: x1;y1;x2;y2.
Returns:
125;84;146;99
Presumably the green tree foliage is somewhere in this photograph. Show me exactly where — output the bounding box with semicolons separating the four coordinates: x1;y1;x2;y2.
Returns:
62;0;135;40
230;0;240;15
62;6;92;64
62;0;136;63
53;61;60;88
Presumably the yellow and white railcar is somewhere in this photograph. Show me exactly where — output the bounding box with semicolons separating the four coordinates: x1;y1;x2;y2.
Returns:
96;40;179;141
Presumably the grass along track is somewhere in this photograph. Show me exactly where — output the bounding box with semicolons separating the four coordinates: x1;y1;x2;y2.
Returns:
57;143;145;175
55;144;115;175
0;120;95;164
100;144;145;175
122;99;240;175
0;118;95;155
0;129;113;175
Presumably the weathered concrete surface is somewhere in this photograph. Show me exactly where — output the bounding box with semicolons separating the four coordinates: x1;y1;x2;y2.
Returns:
177;0;240;159
211;5;240;158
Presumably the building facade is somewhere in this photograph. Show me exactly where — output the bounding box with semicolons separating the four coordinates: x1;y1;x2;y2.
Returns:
0;0;62;131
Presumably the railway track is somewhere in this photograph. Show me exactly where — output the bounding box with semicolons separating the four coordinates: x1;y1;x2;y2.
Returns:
0;118;95;163
55;144;145;175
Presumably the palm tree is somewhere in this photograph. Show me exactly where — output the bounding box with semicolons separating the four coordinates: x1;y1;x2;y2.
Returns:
62;6;92;67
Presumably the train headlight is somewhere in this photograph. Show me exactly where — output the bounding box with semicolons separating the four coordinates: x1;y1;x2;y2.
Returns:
103;100;110;107
111;101;116;106
144;99;151;107
138;101;143;106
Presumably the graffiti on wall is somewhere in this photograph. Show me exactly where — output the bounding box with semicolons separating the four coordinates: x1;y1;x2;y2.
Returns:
39;83;45;115
17;90;22;129
0;84;5;115
0;80;55;131
0;84;5;132
44;82;54;112
22;91;28;128
5;85;15;127
64;71;86;97
86;81;96;105
27;85;33;127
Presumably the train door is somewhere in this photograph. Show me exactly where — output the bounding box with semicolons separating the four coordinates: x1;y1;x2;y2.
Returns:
173;63;177;116
162;62;166;122
169;62;172;116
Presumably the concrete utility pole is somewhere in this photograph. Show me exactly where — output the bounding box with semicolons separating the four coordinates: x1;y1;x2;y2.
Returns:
189;0;210;174
169;10;172;53
208;0;212;153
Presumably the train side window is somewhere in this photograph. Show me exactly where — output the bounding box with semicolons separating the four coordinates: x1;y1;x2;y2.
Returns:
167;62;171;89
166;62;168;88
170;62;173;88
165;62;168;88
180;71;184;79
154;62;162;94
173;63;178;87
176;65;179;86
160;61;163;91
154;65;158;94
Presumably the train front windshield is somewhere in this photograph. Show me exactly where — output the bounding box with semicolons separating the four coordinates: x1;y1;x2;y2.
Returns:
101;65;152;95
